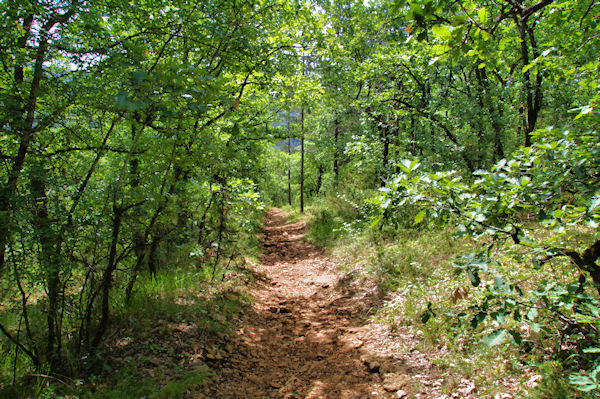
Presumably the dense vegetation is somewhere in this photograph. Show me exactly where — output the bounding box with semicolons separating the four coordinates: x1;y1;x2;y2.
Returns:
0;0;598;397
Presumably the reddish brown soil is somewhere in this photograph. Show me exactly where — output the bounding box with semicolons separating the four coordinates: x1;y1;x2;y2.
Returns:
101;208;530;398
201;209;433;399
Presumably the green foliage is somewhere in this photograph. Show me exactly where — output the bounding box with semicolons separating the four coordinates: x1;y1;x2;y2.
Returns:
372;125;600;390
72;363;211;399
1;0;600;395
306;187;378;245
0;0;296;388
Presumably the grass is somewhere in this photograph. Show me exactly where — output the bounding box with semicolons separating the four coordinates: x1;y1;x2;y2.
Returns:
60;265;247;399
0;247;255;399
303;190;600;398
75;362;212;399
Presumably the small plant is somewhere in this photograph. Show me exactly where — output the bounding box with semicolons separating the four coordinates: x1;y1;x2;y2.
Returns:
371;127;600;391
570;364;600;393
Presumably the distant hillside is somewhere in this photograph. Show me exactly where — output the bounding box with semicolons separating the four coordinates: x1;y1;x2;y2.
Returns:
274;138;301;151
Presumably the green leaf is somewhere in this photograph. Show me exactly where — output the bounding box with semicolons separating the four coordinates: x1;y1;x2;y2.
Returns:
522;63;534;73
432;24;451;40
132;71;147;83
583;347;600;354
492;311;506;324
494;275;510;293
553;209;563;218
527;307;538;321
575;105;594;120
381;198;391;209
467;267;480;287
569;374;598;391
420;302;436;323
508;330;522;346
477;8;489;24
414;210;426;224
114;91;129;107
399;159;421;173
483;329;507;346
471;311;486;328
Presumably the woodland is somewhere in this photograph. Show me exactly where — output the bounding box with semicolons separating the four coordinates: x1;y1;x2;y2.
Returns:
0;0;599;397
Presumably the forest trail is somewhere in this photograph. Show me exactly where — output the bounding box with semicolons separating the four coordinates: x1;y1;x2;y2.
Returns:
201;209;441;399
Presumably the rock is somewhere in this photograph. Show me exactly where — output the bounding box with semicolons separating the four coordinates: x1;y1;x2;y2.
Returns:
361;356;381;373
382;373;410;392
396;389;408;398
350;340;364;349
248;374;262;385
339;389;362;399
268;306;292;314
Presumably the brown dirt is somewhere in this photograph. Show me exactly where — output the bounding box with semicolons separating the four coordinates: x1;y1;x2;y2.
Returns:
200;209;439;399
100;208;531;398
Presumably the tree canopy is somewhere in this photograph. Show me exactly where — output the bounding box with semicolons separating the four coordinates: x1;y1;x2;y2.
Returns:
0;0;598;394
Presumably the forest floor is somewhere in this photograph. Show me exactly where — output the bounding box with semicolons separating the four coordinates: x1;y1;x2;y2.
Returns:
198;208;462;399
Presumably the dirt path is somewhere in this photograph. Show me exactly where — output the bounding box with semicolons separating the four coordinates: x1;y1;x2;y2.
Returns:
201;209;438;399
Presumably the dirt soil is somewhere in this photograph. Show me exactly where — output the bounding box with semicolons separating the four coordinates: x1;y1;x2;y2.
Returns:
200;209;447;399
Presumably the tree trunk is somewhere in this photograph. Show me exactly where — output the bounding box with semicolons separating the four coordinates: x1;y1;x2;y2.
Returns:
381;125;390;187
514;6;546;147
300;108;305;213
0;22;49;276
91;205;123;349
333;112;339;184
316;165;324;195
29;161;64;371
288;110;292;206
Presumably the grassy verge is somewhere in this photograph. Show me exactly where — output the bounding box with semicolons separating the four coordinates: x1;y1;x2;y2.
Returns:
0;262;253;399
78;266;249;399
0;220;261;399
304;190;599;399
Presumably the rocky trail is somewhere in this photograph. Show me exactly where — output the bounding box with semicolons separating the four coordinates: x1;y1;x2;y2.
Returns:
201;209;444;399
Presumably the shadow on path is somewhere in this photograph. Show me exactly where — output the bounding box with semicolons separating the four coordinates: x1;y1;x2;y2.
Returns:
201;209;423;399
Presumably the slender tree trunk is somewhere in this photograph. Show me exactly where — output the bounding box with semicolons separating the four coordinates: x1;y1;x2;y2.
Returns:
381;124;390;187
515;10;545;147
300;108;305;213
287;110;292;206
0;22;49;276
475;67;505;162
92;120;145;350
212;190;226;281
333;112;339;184
197;186;216;249
409;115;417;156
316;165;324;194
147;236;161;276
129;123;147;280
92;205;123;349
30;162;63;370
127;140;178;298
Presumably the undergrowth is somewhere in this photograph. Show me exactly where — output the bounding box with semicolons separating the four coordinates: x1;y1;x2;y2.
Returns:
0;241;257;398
304;190;599;398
